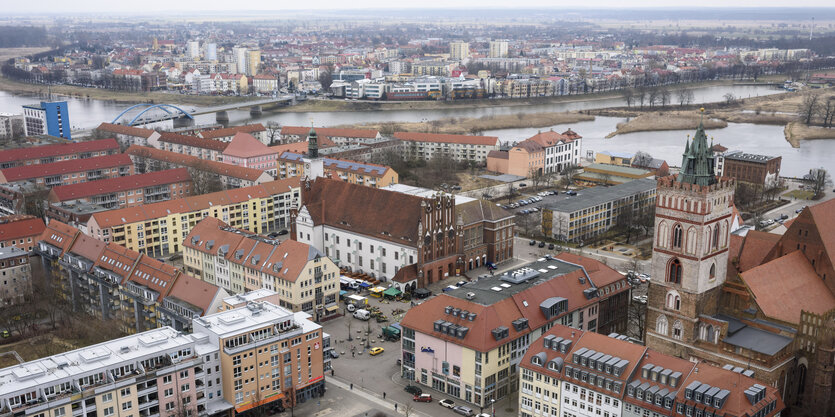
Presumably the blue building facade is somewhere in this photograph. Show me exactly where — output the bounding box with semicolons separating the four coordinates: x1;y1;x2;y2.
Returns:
22;101;71;140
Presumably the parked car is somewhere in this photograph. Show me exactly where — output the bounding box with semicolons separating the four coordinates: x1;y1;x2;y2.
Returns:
538;241;546;248
439;399;456;409
548;243;555;250
519;183;527;187
566;190;578;196
453;406;475;416
329;350;340;358
405;385;423;395
369;347;385;356
529;240;536;246
414;394;433;403
346;303;357;312
277;229;289;235
456;280;467;287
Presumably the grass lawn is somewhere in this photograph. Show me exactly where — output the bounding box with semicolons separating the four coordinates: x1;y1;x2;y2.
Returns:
783;189;814;200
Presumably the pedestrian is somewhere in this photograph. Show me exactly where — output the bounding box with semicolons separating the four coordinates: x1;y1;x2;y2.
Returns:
383;392;386;399
331;369;334;377
350;383;353;390
395;403;398;411
352;351;355;358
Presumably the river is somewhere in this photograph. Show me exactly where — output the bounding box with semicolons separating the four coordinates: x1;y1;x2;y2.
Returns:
2;83;829;176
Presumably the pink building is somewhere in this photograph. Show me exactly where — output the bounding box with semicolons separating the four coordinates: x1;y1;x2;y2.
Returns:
221;133;277;177
156;361;199;417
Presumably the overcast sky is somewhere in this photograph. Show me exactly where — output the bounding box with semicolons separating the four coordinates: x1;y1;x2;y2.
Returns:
5;0;834;14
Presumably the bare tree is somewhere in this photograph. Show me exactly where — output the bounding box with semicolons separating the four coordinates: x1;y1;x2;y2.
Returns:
345;317;353;342
799;93;822;125
265;122;282;146
822;97;835;128
647;87;660;108
723;93;737;105
188;160;224;195
659;87;672;107
676;88;694;107
621;88;635;108
636;86;647;109
628;300;647;342
806;167;832;199
529;168;546;190
561;164;580;188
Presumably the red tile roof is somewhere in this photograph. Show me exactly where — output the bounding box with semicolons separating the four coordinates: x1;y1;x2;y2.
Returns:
393;131;498;146
159;132;228;152
48;168;191;202
281;126;379;139
126;146;269;181
487;150;508;160
807;198;835;263
0;154;132;183
199;124;265;140
0;139;119;164
166;269;223;313
741;250;835;324
96;123;158;138
270;142;309;154
0;216;46;242
526;130;575;147
302;177;425;246
736;230;780;272
222;133;276;158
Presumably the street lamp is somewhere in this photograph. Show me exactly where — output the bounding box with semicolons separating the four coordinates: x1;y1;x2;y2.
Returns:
491;398;495;417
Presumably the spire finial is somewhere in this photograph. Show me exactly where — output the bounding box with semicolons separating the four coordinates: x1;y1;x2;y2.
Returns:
699;107;705;124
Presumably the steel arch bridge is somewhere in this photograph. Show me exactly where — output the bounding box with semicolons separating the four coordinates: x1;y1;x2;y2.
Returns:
111;103;194;126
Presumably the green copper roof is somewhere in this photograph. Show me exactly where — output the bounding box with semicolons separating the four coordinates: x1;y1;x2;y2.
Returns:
308;127;319;158
677;122;716;186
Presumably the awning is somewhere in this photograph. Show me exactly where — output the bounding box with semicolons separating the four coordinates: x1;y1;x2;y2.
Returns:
359;282;371;288
383;287;402;297
339;290;347;296
326;305;340;312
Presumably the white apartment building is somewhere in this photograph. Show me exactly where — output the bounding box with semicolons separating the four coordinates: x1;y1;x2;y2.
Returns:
489;40;509;58
393;132;500;163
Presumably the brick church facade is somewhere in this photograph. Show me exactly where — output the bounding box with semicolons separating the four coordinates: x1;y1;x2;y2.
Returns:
645;121;835;416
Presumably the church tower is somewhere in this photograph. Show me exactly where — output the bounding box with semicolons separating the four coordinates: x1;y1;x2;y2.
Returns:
645;119;736;357
302;126;324;180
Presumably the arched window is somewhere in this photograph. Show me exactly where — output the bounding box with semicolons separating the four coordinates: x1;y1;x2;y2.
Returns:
667;258;682;284
656;315;668;336
673;320;683;340
709;263;716;280
712;226;720;250
666;290;681;311
672;225;683;248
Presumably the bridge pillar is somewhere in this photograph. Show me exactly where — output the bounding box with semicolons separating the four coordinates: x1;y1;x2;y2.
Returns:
173;116;195;128
250;105;262;116
216;111;229;126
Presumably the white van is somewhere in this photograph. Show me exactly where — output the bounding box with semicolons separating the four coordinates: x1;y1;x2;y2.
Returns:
353;309;371;321
340;276;359;290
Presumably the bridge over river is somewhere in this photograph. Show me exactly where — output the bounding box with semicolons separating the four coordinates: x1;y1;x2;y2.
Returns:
111;95;297;126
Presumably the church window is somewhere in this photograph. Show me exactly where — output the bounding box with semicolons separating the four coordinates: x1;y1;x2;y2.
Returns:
666;290;681;311
672;321;683;340
667;259;682;284
712;226;720;250
709;264;716;280
672;225;682;249
656;315;668;336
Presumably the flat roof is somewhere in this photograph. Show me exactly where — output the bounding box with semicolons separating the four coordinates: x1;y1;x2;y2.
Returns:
0;246;27;260
195;301;320;339
446;257;582;305
383;184;476;205
723;151;779;163
714;314;793;356
543;178;656;214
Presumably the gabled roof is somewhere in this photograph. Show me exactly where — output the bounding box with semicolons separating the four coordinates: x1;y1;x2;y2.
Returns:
96;123;157;138
222;133;275;158
39;220;79;253
487;150;508;160
807;199;835;263
158;132;228;152
302;177;424;246
125;146;269;181
736;230;780;272
0;154;132;182
456;199;514;225
49;168;191;201
0;216;46;241
0;139;119;164
741;250;835;324
199;124;265;140
526;130;574;147
512;140;544;154
393;131;498;146
166;272;225;315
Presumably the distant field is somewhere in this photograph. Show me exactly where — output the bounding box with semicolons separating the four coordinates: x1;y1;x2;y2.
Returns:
0;47;51;62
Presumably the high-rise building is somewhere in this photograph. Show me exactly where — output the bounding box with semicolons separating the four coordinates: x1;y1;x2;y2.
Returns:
246;49;261;76
489;40;509;58
188;40;200;58
449;41;470;61
22;101;71;140
233;47;248;75
206;42;217;61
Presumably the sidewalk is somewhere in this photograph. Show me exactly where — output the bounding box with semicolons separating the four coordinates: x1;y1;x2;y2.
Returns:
327;376;432;417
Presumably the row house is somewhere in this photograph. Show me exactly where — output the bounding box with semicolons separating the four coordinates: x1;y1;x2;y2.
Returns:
127;146;274;189
0;247;32;306
0;215;45;252
399;253;631;410
198;124;267;144
86;178;301;257
394;132;500;164
96;123;162;148
276;152;398;188
0;154;134;187
157;132;228;162
211;73;248;94
487;129;582;178
0;138;120;169
278;126;381;146
37;220;228;333
0;301;325;417
519;325;784;417
220;133;278;177
183;217;340;321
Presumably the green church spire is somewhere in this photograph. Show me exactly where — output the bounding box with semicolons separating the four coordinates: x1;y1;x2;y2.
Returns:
677;109;717;186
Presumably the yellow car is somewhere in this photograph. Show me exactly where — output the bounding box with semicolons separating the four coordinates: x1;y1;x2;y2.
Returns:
369;347;385;356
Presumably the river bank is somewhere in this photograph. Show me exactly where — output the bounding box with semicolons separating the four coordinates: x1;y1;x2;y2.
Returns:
0;76;260;106
341;111;594;135
602;111;728;138
784;122;835;147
